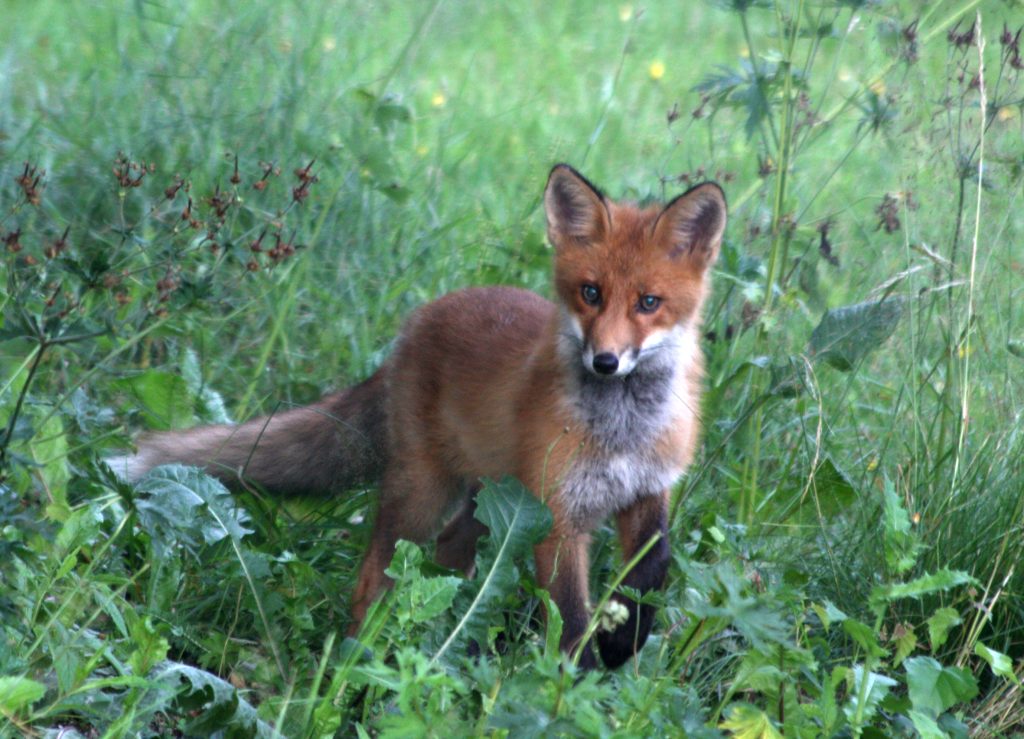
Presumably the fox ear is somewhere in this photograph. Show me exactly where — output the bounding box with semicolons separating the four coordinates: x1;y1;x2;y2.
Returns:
653;182;727;270
544;164;610;248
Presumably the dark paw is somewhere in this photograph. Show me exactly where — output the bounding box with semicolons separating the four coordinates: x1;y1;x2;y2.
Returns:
574;642;599;671
596;598;655;669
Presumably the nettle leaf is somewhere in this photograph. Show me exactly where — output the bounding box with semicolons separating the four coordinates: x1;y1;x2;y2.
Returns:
385;540;461;628
893;624;917;668
681;561;791;652
842;619;888;660
904;656;978;716
869;569;976;617
0;675;47;714
974;642;1021;686
432;477;552;663
128;615;169;678
882;479;922;575
718;703;783;739
808;296;906;371
114;370;196;430
926;607;962;652
133;465;253;560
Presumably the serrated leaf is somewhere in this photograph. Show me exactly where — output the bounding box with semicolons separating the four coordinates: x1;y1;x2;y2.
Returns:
682;561;790;652
927;608;961;652
719;704;784;739
870;569;976;616
0;675;47;714
134;465;253;560
975;642;1020;686
843;619;888;659
905;656;978;715
809;296;906;371
893;624;917;667
431;477;552;663
386;540;461;627
128;616;169;677
882;480;922;575
153;661;279;738
114;370;195;430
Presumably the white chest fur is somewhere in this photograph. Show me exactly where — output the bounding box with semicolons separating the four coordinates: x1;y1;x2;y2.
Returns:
557;326;698;526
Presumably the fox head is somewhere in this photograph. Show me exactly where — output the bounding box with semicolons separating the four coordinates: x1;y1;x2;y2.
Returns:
544;164;726;378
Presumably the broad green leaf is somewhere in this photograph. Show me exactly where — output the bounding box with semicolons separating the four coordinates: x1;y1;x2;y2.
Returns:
719;704;783;739
114;370;195;430
432;477;552;664
843;666;897;726
807;456;858;517
908;710;947;739
869;569;976;616
905;656;978;716
0;675;46;714
809;296;906;371
927;608;962;652
974;642;1020;685
882;479;922;575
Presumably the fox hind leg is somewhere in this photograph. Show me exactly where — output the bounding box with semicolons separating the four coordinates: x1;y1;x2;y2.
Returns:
435;487;487;575
349;463;457;632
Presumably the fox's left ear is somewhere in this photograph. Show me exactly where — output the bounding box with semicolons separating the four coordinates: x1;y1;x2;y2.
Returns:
652;182;727;271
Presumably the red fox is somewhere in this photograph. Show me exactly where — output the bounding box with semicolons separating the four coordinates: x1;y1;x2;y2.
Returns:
111;164;726;669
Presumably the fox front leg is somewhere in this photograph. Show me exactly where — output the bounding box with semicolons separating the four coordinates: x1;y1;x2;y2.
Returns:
534;529;600;670
597;493;670;669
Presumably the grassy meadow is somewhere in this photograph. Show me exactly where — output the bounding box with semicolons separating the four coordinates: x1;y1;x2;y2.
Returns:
2;0;1023;735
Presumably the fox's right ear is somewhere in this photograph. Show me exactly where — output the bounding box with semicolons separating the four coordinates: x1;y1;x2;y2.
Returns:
544;164;610;248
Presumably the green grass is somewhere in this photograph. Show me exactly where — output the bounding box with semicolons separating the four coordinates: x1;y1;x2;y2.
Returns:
2;0;1023;735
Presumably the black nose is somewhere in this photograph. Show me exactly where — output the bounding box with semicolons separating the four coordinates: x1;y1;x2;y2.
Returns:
592;352;619;375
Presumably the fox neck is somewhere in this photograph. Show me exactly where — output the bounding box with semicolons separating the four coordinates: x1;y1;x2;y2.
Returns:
554;308;695;452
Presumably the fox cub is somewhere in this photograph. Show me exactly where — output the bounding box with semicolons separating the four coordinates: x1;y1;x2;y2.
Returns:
112;164;726;669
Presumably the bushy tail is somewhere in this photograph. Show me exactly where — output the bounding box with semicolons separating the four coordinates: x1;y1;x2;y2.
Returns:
108;370;389;496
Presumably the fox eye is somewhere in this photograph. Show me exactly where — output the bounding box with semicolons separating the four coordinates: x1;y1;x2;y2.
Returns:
581;284;601;306
638;294;661;313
